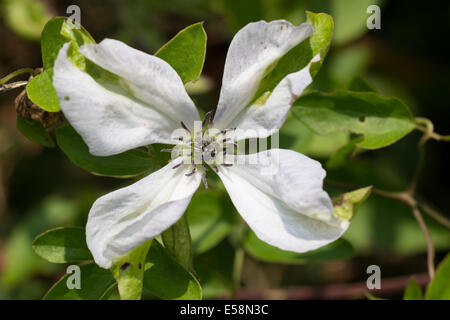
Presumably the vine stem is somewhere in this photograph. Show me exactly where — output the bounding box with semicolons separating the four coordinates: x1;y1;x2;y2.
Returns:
371;191;436;280
374;118;450;279
0;81;28;92
0;68;37;93
231;247;245;299
411;207;435;279
328;117;448;280
0;68;36;85
415;117;450;142
360;190;436;280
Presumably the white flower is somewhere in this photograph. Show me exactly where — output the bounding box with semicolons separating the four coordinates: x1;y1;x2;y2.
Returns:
53;20;349;269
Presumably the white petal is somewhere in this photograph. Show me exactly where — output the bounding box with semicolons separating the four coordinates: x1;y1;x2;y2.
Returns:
227;55;319;141
86;162;201;269
213;20;313;132
218;149;348;253
53;40;199;156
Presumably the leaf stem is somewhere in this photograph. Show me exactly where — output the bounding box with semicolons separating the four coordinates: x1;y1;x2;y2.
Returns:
0;68;36;85
415;117;450;142
0;81;28;92
0;68;38;93
374;125;438;279
369;189;436;279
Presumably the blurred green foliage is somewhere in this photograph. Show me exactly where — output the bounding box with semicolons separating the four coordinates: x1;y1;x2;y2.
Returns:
1;0;51;41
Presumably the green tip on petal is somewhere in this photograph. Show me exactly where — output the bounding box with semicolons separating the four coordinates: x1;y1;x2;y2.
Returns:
110;240;152;300
332;186;372;221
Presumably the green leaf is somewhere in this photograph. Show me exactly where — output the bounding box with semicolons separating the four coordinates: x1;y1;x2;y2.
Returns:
41;17;94;71
326;136;363;170
101;285;120;300
155;22;206;83
16;115;55;147
43;263;115;300
194;240;234;299
332;186;372;221
111;240;152;300
162;214;193;272
0;196;79;288
55;125;159;177
32;227;92;263
292;90;416;149
144;240;202;300
325;78;377;168
188;189;237;254
253;11;333;101
26;71;60;112
305;11;334;78
279;115;351;158
26;17;95;111
403;277;423;300
2;0;50;41
348;76;377;93
366;293;385;300
426;254;450;300
244;231;354;264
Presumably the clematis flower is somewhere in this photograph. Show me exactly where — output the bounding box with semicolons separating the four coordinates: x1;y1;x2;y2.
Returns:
53;20;349;269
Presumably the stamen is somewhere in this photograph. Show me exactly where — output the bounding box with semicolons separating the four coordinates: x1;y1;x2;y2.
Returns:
202;110;214;129
202;174;208;189
178;123;235;183
209;110;215;127
220;128;236;135
180;121;190;133
185;167;197;176
172;161;184;169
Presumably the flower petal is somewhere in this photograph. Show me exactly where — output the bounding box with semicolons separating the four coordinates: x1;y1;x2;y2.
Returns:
226;57;318;141
53;40;199;156
86;162;201;269
218;149;348;253
213;20;313;133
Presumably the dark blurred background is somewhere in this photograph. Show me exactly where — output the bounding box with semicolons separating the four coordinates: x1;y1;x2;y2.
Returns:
0;0;449;299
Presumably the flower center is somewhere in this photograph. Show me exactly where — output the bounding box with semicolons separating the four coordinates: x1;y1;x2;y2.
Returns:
161;112;236;188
